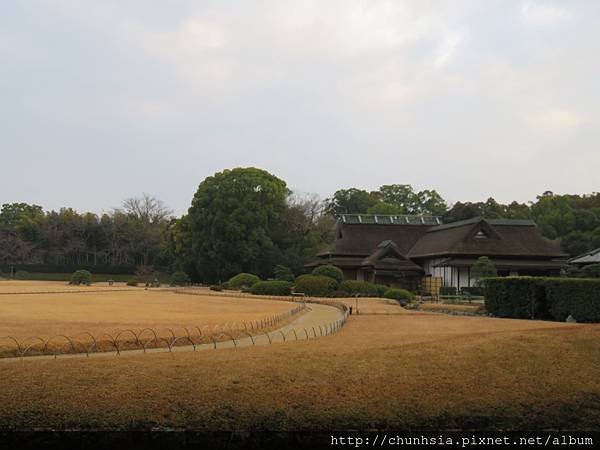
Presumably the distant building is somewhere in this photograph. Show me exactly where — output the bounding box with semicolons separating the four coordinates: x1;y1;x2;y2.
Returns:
568;248;600;267
307;215;568;288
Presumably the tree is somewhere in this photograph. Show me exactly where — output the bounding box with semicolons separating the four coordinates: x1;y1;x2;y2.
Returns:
273;264;294;281
122;194;173;223
471;256;497;286
184;167;290;282
324;188;379;215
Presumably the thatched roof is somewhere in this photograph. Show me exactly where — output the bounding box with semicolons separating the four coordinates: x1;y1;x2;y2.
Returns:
407;217;566;259
317;221;431;257
569;248;600;264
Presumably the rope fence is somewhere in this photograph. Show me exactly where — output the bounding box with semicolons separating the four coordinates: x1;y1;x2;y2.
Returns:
0;302;309;360
0;297;352;361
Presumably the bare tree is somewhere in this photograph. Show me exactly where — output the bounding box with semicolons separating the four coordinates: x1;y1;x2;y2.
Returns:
122;193;173;223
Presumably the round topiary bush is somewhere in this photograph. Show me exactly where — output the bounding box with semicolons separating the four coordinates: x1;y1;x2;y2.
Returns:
69;269;92;286
338;280;379;297
383;287;414;301
228;273;261;289
294;274;338;297
126;278;138;286
170;271;191;286
250;280;293;296
311;265;344;284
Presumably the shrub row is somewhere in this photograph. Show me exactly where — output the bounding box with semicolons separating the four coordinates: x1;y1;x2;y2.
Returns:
250;280;293;296
485;277;600;322
440;286;485;296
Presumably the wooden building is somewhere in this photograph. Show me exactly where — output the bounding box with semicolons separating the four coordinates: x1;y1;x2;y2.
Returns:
308;215;568;289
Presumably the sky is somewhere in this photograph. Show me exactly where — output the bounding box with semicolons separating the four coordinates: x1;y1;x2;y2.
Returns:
1;0;599;215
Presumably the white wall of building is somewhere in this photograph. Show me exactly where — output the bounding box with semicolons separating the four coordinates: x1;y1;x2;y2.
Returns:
421;259;472;288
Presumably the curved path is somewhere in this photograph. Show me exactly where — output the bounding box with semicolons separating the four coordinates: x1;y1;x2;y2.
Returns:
0;303;346;363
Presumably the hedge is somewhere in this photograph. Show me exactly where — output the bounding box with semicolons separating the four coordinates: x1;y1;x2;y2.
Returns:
250;280;293;296
460;286;486;296
311;265;344;284
485;277;600;322
228;273;260;289
440;286;457;296
338;280;379;297
294;275;337;297
544;278;600;322
484;277;547;319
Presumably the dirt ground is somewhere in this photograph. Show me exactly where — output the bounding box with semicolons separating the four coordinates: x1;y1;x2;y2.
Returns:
0;309;598;431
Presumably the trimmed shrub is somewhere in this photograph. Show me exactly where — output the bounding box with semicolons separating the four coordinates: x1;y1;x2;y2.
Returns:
228;273;260;289
440;286;457;296
383;288;414;301
250;280;293;296
460;286;485;296
544;278;600;323
209;285;223;291
169;271;190;286
328;290;351;298
126;278;138;286
294;275;337;297
311;265;344;284
338;280;379;297
273;265;295;282
69;270;92;286
580;264;600;278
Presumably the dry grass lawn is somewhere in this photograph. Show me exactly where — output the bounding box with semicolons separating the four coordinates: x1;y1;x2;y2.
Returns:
0;282;295;340
0;312;598;431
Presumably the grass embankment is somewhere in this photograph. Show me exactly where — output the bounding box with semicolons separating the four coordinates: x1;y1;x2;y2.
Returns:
0;313;598;431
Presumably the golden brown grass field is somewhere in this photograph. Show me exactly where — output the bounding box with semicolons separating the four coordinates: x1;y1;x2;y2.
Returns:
0;281;599;431
0;281;295;338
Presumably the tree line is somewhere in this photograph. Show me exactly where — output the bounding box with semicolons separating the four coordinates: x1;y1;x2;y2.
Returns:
1;167;599;281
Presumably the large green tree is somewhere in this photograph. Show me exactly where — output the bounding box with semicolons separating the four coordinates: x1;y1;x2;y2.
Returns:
184;167;290;282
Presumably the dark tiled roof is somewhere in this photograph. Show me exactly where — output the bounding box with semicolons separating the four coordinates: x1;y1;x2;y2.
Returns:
408;218;566;259
569;248;600;264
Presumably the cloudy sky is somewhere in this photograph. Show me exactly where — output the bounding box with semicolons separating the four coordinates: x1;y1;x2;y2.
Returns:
1;0;599;215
